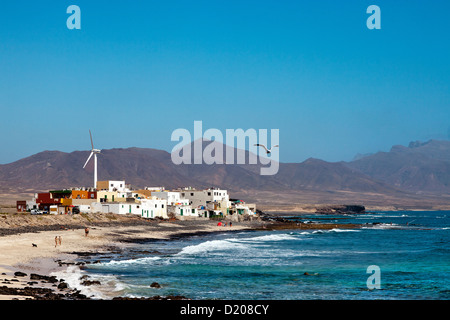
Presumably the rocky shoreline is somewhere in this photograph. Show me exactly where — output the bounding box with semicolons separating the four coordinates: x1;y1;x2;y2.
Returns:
0;271;90;300
0;270;190;300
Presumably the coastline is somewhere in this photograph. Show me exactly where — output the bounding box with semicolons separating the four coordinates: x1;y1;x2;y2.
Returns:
0;212;362;300
0;218;261;300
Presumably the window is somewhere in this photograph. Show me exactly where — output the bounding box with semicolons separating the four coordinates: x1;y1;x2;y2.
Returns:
190;193;194;196
155;204;157;208
162;204;164;208
208;192;211;196
120;184;123;187
111;184;113;187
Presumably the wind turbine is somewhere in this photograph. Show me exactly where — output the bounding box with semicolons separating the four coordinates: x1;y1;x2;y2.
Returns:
83;130;101;189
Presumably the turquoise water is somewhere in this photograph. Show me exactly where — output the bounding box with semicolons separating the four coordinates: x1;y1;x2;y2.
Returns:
78;211;449;300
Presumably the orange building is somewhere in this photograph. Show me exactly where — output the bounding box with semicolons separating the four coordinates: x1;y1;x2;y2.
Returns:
72;190;97;200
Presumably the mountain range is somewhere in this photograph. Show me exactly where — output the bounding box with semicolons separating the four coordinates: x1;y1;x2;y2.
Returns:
1;139;450;209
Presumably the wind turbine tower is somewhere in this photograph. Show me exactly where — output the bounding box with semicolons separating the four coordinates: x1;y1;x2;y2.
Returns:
83;130;101;189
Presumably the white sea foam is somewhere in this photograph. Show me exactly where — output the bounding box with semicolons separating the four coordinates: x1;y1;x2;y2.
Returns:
177;239;248;256
361;223;401;229
328;228;361;233
230;233;299;243
51;265;125;300
101;256;161;267
178;233;302;256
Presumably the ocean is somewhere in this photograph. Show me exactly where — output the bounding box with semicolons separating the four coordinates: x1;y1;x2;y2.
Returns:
54;211;450;300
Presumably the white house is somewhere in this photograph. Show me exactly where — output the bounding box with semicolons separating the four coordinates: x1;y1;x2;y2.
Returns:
26;199;38;211
168;204;197;218
91;202;135;215
92;198;168;219
151;191;189;206
140;198;168;219
180;188;230;215
97;180;129;193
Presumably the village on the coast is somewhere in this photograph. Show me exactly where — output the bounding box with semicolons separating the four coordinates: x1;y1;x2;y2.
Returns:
15;131;257;222
16;180;257;221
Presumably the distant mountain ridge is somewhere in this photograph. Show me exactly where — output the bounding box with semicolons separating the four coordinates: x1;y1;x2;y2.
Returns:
1;140;449;198
345;139;450;194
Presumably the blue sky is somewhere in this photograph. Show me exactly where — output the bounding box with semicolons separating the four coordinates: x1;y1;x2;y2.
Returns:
0;0;449;164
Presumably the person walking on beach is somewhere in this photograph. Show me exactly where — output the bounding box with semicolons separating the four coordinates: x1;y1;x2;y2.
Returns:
85;227;90;237
55;236;58;247
58;236;62;246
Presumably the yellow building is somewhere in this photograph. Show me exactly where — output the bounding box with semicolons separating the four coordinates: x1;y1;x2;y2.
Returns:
96;191;119;203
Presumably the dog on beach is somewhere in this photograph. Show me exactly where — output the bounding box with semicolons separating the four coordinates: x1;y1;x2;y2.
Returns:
32;243;37;247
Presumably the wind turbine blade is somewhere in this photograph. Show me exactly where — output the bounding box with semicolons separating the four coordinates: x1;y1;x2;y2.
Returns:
83;152;94;168
89;130;94;150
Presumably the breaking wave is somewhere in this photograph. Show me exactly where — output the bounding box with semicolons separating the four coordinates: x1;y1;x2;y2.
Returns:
229;233;299;242
101;256;161;267
51;265;126;300
177;239;248;256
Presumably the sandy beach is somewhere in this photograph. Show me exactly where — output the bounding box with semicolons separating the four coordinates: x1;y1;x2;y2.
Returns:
0;211;361;300
0;214;258;300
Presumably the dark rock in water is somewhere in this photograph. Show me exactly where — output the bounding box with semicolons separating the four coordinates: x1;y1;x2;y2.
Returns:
315;205;366;214
0;283;91;300
82;280;101;286
14;271;27;277
57;282;68;290
150;282;161;288
67;290;89;300
29;274;42;280
30;274;58;283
